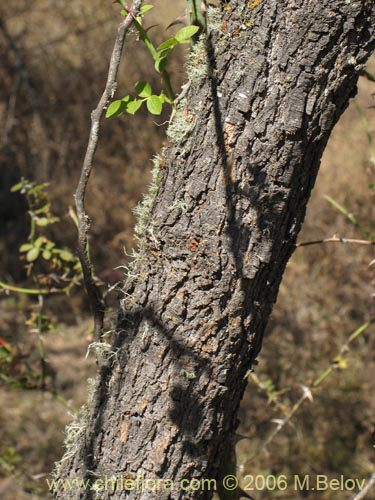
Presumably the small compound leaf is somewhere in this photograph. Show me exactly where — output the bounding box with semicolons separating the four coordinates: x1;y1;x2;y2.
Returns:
146;95;163;115
35;217;50;227
42;250;52;260
157;47;172;59
126;98;143;115
135;81;152;98
19;243;33;253
140;4;154;14
26;247;40;262
11;181;25;192
58;249;75;262
106;99;126;118
174;25;200;43
157;38;178;51
34;236;45;248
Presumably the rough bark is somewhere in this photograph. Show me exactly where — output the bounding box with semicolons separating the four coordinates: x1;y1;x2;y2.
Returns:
55;1;375;499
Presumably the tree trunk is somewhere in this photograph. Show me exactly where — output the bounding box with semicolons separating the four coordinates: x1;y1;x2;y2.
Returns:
55;1;375;498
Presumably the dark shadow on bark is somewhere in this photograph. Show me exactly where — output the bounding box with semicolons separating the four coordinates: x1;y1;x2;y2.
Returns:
205;34;261;367
79;304;217;498
205;35;240;272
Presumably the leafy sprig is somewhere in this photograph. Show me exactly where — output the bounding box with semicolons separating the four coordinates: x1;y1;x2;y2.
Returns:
106;2;199;118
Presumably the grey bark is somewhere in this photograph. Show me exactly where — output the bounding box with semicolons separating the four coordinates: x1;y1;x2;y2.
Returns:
55;1;375;499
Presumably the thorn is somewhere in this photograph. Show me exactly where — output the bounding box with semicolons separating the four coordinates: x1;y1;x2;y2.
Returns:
144;24;158;33
166;10;188;30
166;19;185;30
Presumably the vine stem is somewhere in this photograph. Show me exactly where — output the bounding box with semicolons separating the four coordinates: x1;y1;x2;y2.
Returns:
74;0;142;340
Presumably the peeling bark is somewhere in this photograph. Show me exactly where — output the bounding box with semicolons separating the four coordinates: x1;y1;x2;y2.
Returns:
55;1;375;499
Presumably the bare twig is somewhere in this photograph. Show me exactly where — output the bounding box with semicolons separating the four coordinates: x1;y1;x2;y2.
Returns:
74;0;142;340
351;473;375;500
360;68;375;83
296;234;374;248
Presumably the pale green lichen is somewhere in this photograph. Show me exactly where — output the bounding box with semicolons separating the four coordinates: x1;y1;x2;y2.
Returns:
86;341;118;367
207;5;223;33
185;36;209;84
86;376;100;405
167;5;225;144
168;198;189;213
52;405;90;479
134;6;225;235
133;153;162;239
180;369;196;380
166;98;196;143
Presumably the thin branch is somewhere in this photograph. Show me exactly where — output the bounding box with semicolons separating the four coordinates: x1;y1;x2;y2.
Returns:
0;280;63;295
74;0;142;340
351;473;375;500
296;235;374;248
360;68;375;83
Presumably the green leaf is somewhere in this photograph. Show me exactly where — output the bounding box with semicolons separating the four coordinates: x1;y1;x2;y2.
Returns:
33;236;45;248
57;249;75;262
19;243;33;253
140;4;154;14
106;100;126;118
155;56;168;73
157;47;172;58
42;250;52;260
26;247;40;262
10;181;25;192
135;81;152;97
157;38;178;51
35;217;50;227
146;95;163;115
126;98;143;115
174;25;200;43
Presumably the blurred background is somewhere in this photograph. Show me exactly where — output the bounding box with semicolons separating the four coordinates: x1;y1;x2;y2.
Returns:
0;1;374;498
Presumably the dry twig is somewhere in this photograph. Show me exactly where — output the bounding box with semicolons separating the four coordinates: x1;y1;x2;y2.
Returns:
351;473;375;500
74;0;142;340
296;234;374;248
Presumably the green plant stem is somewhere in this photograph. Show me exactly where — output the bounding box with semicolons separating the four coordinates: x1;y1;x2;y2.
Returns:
0;280;60;295
312;321;370;387
324;195;374;240
132;18;175;101
312;367;333;387
187;0;207;42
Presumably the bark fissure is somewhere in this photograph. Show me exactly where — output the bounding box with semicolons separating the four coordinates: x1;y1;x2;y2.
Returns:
55;1;375;499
